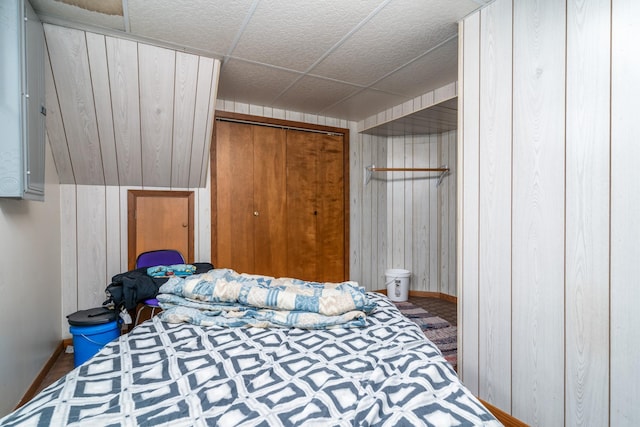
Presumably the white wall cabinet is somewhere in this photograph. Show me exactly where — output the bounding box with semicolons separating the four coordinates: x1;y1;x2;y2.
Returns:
0;0;45;200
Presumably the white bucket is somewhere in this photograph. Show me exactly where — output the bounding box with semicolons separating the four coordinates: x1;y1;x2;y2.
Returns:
385;268;410;302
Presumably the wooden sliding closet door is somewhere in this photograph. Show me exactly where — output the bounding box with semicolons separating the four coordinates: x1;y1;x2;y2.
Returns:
216;121;255;274
286;131;318;281
286;130;345;283
315;133;345;283
215;121;287;277
213;113;348;282
253;125;287;277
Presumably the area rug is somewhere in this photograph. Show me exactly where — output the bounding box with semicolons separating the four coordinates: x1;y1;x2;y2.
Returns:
394;301;458;370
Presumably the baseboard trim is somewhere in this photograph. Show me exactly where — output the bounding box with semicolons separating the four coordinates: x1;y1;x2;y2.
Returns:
15;340;66;410
375;289;457;303
479;399;529;427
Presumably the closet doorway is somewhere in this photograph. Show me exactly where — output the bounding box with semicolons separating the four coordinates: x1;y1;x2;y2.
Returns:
211;112;349;282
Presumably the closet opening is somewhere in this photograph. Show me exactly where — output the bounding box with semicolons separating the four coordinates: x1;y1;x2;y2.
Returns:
358;94;458;368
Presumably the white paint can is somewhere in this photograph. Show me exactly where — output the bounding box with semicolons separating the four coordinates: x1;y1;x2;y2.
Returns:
385;268;410;302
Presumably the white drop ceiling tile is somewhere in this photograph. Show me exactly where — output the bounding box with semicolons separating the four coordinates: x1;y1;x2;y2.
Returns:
372;39;458;97
216;59;301;107
232;0;382;71
30;0;125;30
320;88;409;122
311;0;477;85
127;0;254;55
275;76;362;114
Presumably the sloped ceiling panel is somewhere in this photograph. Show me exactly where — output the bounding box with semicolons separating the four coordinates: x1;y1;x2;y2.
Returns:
86;32;118;185
105;36;142;186
45;24;105;185
44;49;74;184
44;23;220;187
171;52;200;188
138;44;175;187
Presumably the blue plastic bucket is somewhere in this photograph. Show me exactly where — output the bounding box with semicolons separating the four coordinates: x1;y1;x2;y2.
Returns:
69;321;120;367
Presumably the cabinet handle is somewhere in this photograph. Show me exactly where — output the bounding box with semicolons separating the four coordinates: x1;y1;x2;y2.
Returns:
254;211;259;216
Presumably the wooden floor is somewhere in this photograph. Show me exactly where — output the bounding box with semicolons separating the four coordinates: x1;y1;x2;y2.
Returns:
31;296;456;397
34;345;75;396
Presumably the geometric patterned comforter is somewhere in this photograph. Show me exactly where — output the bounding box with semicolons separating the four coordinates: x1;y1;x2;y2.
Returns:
0;293;500;426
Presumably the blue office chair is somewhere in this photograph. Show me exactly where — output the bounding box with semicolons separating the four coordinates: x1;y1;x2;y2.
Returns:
134;249;185;326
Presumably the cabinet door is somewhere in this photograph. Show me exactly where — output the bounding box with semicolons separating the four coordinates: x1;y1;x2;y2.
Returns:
216;121;254;273
23;0;45;198
0;0;45;200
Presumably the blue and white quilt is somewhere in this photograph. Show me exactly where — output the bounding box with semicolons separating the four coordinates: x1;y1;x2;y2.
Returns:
0;293;500;426
156;268;377;329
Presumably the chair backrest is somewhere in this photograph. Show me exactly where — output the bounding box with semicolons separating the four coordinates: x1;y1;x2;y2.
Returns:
135;249;185;269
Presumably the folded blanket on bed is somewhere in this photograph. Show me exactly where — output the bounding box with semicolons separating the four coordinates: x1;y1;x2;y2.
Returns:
156;268;376;329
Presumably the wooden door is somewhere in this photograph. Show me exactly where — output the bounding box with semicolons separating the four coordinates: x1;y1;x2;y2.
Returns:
316;133;345;282
287;130;345;283
253;125;287;277
286;130;318;281
212;112;349;282
216;121;255;273
127;190;194;269
215;121;288;277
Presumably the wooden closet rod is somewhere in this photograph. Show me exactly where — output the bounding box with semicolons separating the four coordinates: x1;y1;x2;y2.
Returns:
367;167;449;172
364;164;450;186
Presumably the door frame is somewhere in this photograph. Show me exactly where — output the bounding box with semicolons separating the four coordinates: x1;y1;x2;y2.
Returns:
127;189;195;269
211;111;350;279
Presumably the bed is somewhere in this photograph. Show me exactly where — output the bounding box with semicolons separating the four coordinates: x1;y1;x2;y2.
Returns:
1;270;500;426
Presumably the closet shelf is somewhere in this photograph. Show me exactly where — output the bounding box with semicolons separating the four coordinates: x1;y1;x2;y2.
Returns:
364;164;450;186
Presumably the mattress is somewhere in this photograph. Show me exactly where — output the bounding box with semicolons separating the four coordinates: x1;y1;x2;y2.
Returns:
1;293;500;426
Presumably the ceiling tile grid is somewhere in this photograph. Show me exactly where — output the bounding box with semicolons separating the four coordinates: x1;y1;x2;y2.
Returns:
275;75;364;113
309;0;467;86
230;0;384;72
371;37;459;96
32;0;487;122
127;0;254;56
216;58;303;106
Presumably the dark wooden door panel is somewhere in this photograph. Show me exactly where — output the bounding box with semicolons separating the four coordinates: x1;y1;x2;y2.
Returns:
286;130;318;282
216;121;254;273
253;125;288;277
316;133;345;282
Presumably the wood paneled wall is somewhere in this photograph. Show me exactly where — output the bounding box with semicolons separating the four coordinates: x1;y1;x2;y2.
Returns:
215;100;457;295
385;132;457;295
459;0;639;425
60;181;211;337
49;25;221;336
44;23;220;188
352;132;388;292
